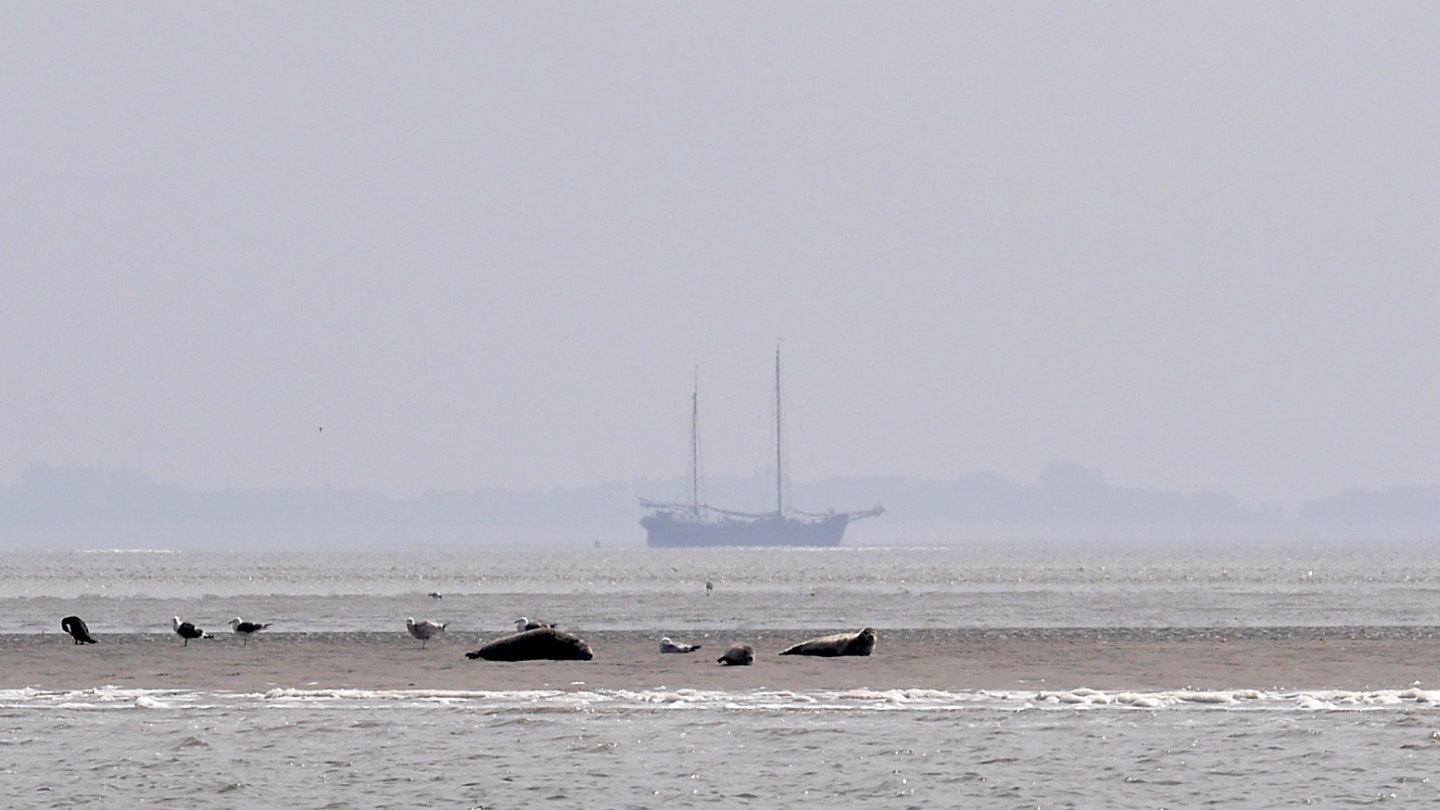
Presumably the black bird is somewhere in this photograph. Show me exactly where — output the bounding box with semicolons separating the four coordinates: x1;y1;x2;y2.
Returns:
228;617;272;645
61;616;98;644
172;616;211;646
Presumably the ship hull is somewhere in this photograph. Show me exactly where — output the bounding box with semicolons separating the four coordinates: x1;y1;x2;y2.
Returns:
641;512;850;548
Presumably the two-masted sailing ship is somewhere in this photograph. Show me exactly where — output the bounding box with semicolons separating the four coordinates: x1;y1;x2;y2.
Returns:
640;350;884;547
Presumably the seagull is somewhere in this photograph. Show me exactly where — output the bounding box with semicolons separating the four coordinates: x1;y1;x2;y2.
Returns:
406;617;448;648
228;617;272;645
172;616;211;646
660;637;701;654
61;616;98;644
514;617;552;632
428;591;443;599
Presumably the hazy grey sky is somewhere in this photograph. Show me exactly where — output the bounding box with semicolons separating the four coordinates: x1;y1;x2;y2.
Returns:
3;3;1438;508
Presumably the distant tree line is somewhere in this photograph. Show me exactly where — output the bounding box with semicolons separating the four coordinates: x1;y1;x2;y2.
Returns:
0;465;632;527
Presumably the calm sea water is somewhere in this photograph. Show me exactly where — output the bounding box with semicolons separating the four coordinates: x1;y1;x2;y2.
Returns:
3;540;1440;807
3;540;1439;633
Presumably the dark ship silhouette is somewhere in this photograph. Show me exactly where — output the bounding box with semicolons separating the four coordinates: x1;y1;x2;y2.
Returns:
641;349;883;548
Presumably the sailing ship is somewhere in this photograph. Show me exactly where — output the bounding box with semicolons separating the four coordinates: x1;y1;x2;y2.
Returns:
640;350;884;547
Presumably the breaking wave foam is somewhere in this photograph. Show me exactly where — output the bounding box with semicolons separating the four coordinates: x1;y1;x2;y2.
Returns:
4;684;1440;713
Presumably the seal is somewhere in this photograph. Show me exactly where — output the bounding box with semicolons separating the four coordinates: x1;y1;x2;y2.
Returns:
466;627;594;661
778;627;876;657
716;643;754;666
659;637;700;654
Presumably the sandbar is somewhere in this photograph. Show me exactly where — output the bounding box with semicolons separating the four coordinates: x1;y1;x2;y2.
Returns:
3;628;1437;693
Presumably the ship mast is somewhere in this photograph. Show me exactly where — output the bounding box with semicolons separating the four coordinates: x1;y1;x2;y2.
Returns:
774;346;783;515
690;366;700;513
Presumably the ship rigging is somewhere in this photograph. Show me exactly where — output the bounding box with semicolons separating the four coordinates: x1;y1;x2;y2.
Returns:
640;349;884;547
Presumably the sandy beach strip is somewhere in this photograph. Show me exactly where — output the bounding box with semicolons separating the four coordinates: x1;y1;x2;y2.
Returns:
3;629;1439;693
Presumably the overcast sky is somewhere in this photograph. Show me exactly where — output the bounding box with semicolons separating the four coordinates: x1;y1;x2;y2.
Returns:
2;3;1438;508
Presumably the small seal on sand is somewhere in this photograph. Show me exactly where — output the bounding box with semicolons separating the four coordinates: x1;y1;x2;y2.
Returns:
717;643;754;666
467;627;594;661
61;616;97;644
659;637;700;654
778;627;876;657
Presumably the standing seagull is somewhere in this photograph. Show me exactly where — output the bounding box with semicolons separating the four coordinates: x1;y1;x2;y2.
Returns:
61;616;98;644
406;617;448;649
172;616;211;646
228;617;272;645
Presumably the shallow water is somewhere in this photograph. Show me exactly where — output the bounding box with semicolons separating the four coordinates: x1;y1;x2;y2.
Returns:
5;540;1440;806
3;541;1440;634
3;686;1439;808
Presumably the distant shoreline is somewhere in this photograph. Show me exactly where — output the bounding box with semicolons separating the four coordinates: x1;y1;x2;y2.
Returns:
10;463;1440;549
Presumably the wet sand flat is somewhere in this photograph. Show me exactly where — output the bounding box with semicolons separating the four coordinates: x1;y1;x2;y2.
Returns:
5;629;1440;693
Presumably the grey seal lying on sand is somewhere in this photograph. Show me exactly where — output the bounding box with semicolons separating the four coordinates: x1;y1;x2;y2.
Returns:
660;637;701;654
717;643;754;666
778;627;876;657
466;627;594;661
